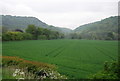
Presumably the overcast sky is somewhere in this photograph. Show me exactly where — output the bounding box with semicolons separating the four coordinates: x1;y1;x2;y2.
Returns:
0;0;119;29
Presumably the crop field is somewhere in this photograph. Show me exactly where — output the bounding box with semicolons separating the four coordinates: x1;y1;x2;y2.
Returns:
2;39;118;78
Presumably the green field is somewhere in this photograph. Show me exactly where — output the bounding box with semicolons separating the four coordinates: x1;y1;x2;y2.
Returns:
2;39;118;78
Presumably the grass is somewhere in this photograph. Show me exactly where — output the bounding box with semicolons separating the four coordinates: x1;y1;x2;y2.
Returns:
2;67;16;79
2;39;118;78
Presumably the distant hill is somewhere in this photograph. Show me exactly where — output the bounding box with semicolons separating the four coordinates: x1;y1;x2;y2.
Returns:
1;15;72;34
74;16;119;40
1;15;119;40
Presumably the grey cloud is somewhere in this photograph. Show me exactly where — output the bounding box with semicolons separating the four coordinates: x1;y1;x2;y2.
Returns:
24;1;117;14
0;0;118;29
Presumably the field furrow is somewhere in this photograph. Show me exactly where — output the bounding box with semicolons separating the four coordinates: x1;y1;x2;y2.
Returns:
2;39;118;78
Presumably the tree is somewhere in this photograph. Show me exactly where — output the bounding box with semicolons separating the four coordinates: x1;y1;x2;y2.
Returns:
23;33;33;40
42;29;51;40
25;24;38;40
107;32;114;40
59;33;64;39
37;27;44;35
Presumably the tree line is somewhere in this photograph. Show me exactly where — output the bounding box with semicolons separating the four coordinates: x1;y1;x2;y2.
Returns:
2;24;64;41
2;24;119;41
65;32;118;40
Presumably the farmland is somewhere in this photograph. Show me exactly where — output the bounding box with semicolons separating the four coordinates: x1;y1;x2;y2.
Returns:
2;39;118;78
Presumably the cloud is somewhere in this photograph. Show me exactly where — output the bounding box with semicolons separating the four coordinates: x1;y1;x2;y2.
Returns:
0;0;119;29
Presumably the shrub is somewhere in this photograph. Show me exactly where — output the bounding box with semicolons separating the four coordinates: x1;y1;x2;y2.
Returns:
23;33;33;40
88;61;119;79
38;35;47;40
1;56;67;79
1;56;55;69
2;32;33;41
2;31;24;41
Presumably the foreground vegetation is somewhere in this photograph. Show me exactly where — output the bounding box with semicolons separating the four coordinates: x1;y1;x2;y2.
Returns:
1;56;67;79
2;39;118;78
89;61;119;79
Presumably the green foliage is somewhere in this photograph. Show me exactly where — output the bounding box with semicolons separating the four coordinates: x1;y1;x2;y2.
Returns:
2;40;118;78
88;61;119;79
2;31;33;41
107;32;114;40
25;24;38;40
75;16;119;40
49;31;60;39
69;33;82;39
25;24;64;40
2;56;67;79
38;35;47;40
2;24;64;41
2;15;119;40
23;33;33;40
66;33;82;39
2;31;24;41
1;15;72;34
2;67;16;79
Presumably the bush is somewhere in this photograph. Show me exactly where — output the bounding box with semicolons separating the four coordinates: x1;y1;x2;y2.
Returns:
1;56;67;79
2;33;11;41
2;32;33;41
2;31;24;41
1;56;55;69
23;33;33;40
38;35;47;40
88;61;119;79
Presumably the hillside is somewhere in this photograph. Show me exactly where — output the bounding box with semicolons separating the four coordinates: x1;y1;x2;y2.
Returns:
74;16;119;40
1;15;72;34
1;15;119;40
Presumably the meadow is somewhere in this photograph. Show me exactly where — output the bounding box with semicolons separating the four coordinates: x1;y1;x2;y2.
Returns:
2;39;118;78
